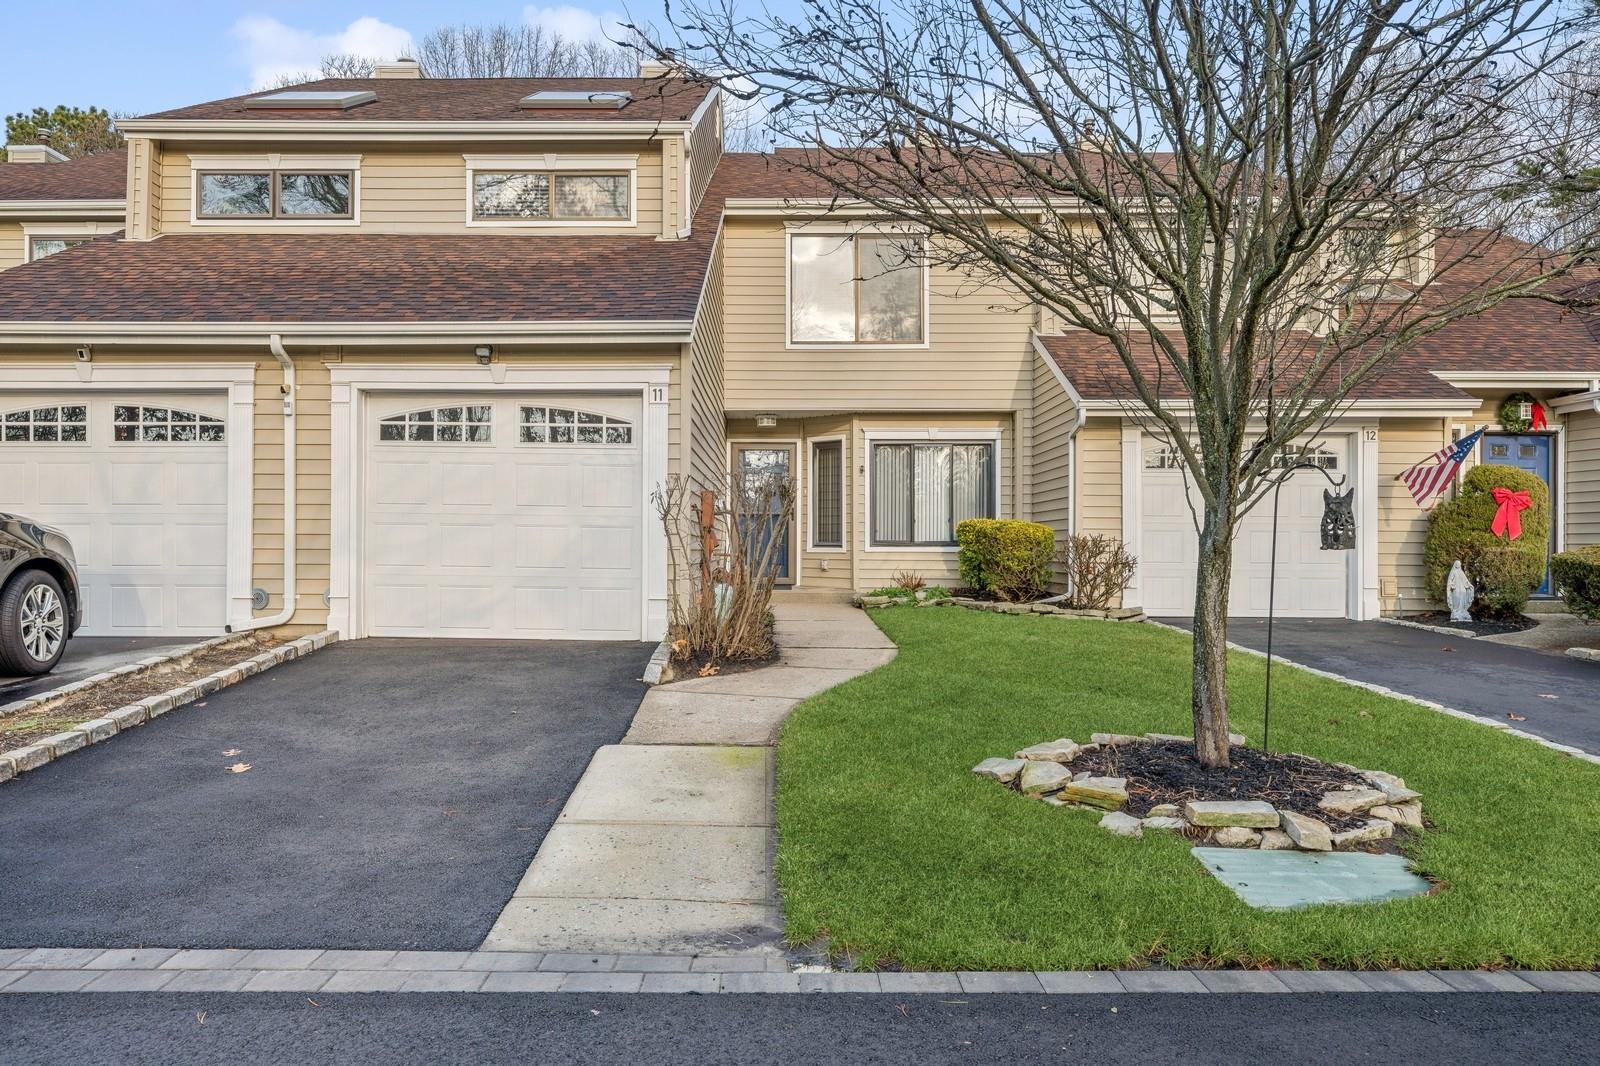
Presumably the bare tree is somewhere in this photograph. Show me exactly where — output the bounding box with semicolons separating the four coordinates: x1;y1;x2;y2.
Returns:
265;53;384;90
641;0;1599;767
415;22;635;78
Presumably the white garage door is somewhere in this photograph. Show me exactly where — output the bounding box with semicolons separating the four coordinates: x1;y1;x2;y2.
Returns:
363;394;643;640
1139;436;1350;618
0;394;229;636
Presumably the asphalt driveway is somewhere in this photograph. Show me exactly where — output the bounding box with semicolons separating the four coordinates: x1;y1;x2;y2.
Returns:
1164;617;1600;754
0;638;652;950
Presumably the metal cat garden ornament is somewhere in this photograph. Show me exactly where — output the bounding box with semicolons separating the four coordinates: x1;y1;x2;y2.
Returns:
1320;488;1356;551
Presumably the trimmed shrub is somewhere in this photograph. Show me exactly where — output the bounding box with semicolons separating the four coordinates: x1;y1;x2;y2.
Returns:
1423;463;1549;619
956;519;1055;602
1552;546;1600;621
1056;533;1138;610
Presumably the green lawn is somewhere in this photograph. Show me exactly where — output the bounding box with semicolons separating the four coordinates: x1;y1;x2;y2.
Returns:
775;607;1600;971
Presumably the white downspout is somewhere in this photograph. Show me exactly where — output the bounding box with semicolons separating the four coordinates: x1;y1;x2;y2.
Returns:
228;334;296;632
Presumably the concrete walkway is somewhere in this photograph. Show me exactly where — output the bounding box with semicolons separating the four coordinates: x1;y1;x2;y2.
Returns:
482;596;894;957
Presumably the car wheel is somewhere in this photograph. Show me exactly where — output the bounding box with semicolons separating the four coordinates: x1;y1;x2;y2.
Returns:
0;569;69;675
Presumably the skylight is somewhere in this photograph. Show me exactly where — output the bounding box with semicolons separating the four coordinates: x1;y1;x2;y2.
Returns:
518;90;632;110
244;90;377;111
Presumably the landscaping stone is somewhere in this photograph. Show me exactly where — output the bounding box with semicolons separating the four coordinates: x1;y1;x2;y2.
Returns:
1018;761;1073;796
38;730;87;757
1099;811;1143;838
1141;816;1187;832
0;758;13;784
1370;801;1424;829
6;743;52;772
1360;770;1423;805
1317;788;1388;816
1146;803;1180;818
1212;826;1262;847
1014;738;1083;762
1090;732;1141;746
1278;811;1333;852
1330;819;1394;848
1259;829;1296;850
107;705;148;730
1145;732;1189;743
971;757;1026;784
78;717;120;743
1183;800;1279;828
1059;775;1128;810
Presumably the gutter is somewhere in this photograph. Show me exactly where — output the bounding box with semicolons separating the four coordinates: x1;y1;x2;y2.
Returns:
1548;382;1600;415
228;334;296;632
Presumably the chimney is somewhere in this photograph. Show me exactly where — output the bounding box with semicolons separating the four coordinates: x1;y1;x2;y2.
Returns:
6;144;69;164
638;60;680;78
375;58;422;79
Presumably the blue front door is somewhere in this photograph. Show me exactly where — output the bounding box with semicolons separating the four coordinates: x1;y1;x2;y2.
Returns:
1482;434;1554;593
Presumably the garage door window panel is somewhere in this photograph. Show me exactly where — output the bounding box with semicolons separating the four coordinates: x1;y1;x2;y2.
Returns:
113;405;225;443
520;406;633;445
3;405;87;443
379;406;492;443
872;442;994;546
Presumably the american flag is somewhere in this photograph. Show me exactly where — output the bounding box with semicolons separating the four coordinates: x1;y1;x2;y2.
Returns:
1399;426;1486;508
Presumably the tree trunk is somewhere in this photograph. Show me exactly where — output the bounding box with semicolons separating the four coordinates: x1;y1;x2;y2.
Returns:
1191;513;1234;769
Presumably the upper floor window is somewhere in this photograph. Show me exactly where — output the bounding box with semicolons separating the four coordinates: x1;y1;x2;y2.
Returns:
473;172;630;221
197;171;353;219
29;237;90;261
790;233;924;345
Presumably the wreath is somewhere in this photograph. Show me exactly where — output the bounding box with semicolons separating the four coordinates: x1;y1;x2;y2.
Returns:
1498;392;1539;434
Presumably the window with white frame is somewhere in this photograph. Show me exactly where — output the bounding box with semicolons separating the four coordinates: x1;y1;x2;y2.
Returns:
197;170;353;219
473;172;630;221
871;442;994;546
519;406;633;444
2;405;87;443
790;233;924;344
113;405;225;443
811;439;844;548
29;236;91;261
378;405;493;443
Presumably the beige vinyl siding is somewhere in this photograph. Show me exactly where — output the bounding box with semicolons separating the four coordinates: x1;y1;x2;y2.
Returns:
156;143;666;237
720;218;1035;413
1031;352;1076;589
1074;418;1123;540
126;136;160;240
660;136;685;236
251;353;332;632
687;94;721;211
0;222;23;270
687;231;727;494
1378;418;1448;612
1566;405;1600;548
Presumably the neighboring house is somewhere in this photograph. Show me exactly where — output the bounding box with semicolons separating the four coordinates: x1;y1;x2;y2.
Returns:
0;62;1593;643
0;144;127;269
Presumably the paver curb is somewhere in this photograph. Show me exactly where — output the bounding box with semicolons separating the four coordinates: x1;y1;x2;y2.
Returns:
0;630;338;785
1567;646;1600;663
1376;615;1477;639
641;640;673;685
0;949;1595;994
1144;619;1600;765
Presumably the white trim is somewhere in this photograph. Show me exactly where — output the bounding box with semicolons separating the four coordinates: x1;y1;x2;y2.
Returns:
783;228;932;351
806;435;848;553
0;361;257;629
1549;388;1600;414
861;428;1004;553
327;362;672;641
0;200;124;220
1120;423;1143;605
1435;371;1600;388
117;120;695;139
1073;397;1479;417
463;154;638;229
188;158;362;229
20;222;123;261
0;321;695;348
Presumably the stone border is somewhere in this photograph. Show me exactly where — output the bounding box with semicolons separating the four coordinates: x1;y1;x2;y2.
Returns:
1567;646;1600;663
0;630;338;786
1145;619;1600;766
0;632;244;720
857;593;1147;623
641;640;673;685
1378;615;1477;639
0;947;1593;994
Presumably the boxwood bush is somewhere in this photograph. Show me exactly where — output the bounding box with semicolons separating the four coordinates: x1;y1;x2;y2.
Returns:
1551;546;1600;621
1423;464;1549;619
956;518;1055;602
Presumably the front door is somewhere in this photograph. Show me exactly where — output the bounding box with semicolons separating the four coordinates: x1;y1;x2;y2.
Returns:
734;444;795;584
1483;433;1554;593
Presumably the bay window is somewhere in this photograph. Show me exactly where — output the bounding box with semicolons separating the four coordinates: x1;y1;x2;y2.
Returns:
871;442;995;546
790;233;924;344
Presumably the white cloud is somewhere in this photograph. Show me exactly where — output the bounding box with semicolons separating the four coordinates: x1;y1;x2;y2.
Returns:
522;5;627;45
232;15;415;88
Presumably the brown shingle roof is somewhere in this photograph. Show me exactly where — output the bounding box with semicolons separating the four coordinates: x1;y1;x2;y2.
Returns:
0;148;126;202
140;78;712;124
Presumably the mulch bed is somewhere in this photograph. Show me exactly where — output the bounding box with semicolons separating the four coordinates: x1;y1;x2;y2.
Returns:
950;588;1053;604
1071;741;1376;831
663;618;780;684
1411;611;1538;636
0;634;280;750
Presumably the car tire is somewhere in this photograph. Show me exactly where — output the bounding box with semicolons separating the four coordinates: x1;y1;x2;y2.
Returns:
0;569;69;676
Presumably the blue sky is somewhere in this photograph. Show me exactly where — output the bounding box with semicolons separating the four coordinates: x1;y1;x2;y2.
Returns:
0;2;684;119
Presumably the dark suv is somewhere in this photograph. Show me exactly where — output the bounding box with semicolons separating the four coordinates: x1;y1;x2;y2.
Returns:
0;514;81;675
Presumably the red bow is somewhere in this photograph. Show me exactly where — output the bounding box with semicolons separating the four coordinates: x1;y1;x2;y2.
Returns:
1531;403;1548;430
1491;487;1532;541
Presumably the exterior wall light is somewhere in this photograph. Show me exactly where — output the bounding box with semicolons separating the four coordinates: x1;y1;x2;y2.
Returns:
755;414;778;428
474;345;494;365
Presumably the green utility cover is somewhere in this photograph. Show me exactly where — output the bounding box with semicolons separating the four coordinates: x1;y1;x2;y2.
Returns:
1192;847;1433;911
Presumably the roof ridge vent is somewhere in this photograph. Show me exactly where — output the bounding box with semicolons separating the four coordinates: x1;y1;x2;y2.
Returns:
245;89;378;111
519;89;632;111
